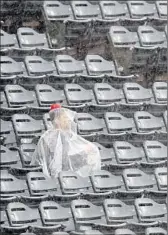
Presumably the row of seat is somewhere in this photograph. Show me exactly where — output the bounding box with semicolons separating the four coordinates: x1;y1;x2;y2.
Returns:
1;140;167;171
1;197;167;233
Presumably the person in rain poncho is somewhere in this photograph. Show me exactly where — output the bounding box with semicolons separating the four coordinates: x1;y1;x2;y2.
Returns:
31;104;101;178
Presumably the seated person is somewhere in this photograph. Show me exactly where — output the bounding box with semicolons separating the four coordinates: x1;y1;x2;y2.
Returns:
31;104;101;177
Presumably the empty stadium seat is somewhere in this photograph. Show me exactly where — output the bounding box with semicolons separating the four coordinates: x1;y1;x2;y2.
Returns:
163;110;167;127
25;56;57;76
85;55;116;76
94;83;125;105
156;1;167;19
155;167;167;191
0;118;16;146
93;142;116;163
17;28;49;49
19;143;36;167
135;198;167;223
152;82;167;104
0;29;19;49
145;227;167;235
1;56;27;77
55;55;87;75
0;145;21;169
123;168;157;191
35;84;66;107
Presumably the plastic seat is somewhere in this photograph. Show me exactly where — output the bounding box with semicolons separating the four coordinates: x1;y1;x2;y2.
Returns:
0;145;21;169
156;1;167;19
105;112;135;134
155;167;167;191
17;27;49;48
0;119;16;146
5;85;37;108
76;113;105;135
39;201;74;231
0;29;19;49
64;84;95;106
25;56;57;76
85;55;116;76
90;170;124;193
55;55;86;75
152;82;167;104
0;91;8;109
27;172;59;197
115;228;136;235
135;198;167;223
59;171;92;195
93;142;116;163
43;1;73;21
163;110;167;127
93;83;125;105
19;144;36;167
127;1;158;19
134;111;166;133
143;141;167;163
123;83;153;103
123;168;157;191
1;56;27;77
108;26;139;48
138;26;167;47
114;141;145;164
36;84;66;107
99;1;129;20
71;199;106;225
145;227;167;235
103;199;137;224
0;171;28;198
71;1;101;19
12;114;45;143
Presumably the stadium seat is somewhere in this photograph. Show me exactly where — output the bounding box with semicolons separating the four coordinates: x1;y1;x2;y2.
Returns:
17;27;49;49
1;56;27;77
155;167;167;191
35;84;66;107
123;168;157;191
84;230;103;235
113;141;145;164
55;55;87;75
155;1;167;19
134;111;166;133
145;227;167;235
25;56;57;76
71;1;101;20
143;141;167;163
19;143;36;166
93;142;116;163
163;110;167;127
0;29;19;49
93;83;125;105
84;55;117;76
152;82;167;104
5;85;37;108
0;118;16;146
0;145;21;169
135;198;167;223
115;228;136;235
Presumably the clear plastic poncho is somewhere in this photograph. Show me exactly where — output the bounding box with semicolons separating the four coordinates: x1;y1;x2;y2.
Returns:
30;108;101;178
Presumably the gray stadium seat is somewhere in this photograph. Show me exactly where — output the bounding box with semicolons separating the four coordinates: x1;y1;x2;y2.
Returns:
25;56;57;76
17;27;49;49
143;141;167;163
85;55;116;76
103;199;137;224
5;85;37;108
0;170;28;198
71;1;101;19
59;171;92;195
138;26;167;47
55;55;86;75
19;143;36;167
0;91;8;109
156;1;167;19
90;170;124;193
163;110;167;127
76;113;106;135
1;56;27;77
115;228;136;235
135;198;167;223
0;119;16;146
113;141;145;164
134;111;166;133
155;167;167;191
0;145;21;169
123;83;154;103
64;83;95;106
152;82;167;104
0;29;19;49
127;1;158;19
145;227;167;235
93;142;116;163
99;1;129;20
27;172;59;197
35;84;66;107
105;112;135;134
39;201;74;231
94;83;125;105
123;168;157;191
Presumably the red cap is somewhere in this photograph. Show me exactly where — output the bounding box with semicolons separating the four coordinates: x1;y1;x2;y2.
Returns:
50;103;61;111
